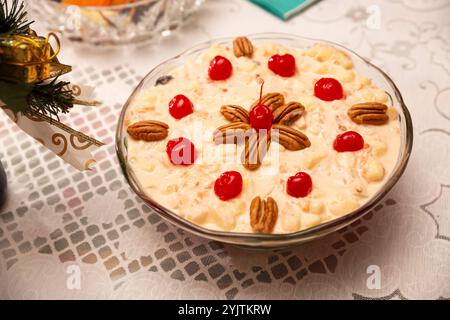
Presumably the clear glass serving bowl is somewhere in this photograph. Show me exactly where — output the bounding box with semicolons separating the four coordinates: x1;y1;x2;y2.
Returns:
27;0;205;45
116;33;413;248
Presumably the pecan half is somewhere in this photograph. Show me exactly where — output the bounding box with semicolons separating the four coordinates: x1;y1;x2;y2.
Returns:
242;133;271;170
272;124;311;151
233;36;254;58
251;93;285;112
213;122;251;144
127;120;169;141
220;105;249;123
250;196;278;233
273;101;305;125
348;102;389;125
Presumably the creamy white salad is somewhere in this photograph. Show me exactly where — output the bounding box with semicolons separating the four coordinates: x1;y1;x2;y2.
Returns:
125;41;400;234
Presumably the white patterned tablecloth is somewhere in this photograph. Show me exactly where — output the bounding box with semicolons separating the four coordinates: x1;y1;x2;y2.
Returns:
0;0;449;300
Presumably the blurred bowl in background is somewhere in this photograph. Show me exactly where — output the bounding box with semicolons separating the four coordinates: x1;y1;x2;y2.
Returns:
27;0;205;45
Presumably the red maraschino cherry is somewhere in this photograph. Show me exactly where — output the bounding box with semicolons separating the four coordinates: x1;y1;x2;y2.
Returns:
166;137;197;165
214;171;243;201
333;131;364;152
208;55;233;81
287;172;313;198
249;80;273;131
268;54;296;77
314;78;344;101
168;94;194;119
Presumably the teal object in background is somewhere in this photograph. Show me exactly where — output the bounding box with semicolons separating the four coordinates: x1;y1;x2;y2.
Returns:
249;0;320;20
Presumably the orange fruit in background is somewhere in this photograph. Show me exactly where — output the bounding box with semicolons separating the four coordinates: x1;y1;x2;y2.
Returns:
62;0;111;5
62;0;133;6
111;0;133;4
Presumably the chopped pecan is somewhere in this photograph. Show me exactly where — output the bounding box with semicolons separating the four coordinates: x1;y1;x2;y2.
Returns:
242;133;271;170
127;120;169;141
233;36;254;58
220;105;249;123
348;102;389;125
251;93;285;112
273;101;305;125
272;124;311;151
250;196;278;233
213;122;251;144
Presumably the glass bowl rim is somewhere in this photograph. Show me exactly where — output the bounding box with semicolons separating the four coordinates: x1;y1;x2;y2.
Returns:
116;32;413;245
42;0;167;11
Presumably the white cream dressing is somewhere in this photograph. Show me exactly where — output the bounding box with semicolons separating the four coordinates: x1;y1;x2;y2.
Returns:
125;43;401;234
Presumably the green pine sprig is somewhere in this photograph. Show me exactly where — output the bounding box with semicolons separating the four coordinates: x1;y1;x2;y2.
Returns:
27;78;74;119
0;0;34;36
1;1;80;119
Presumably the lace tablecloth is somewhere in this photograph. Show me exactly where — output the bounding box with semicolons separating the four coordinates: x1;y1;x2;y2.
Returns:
0;0;449;300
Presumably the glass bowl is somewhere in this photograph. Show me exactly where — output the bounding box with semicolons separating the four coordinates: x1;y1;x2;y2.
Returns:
116;33;413;248
27;0;205;45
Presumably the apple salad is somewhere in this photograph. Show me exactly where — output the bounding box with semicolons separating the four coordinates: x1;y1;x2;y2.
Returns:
124;37;400;234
